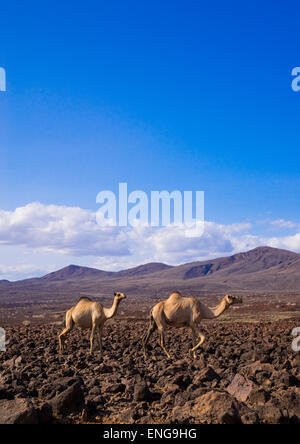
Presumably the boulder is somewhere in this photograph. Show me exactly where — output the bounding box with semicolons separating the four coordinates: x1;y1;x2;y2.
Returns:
108;383;126;394
50;380;85;416
227;374;257;402
240;361;274;378
258;403;287;424
194;366;220;385
119;407;139;423
37;402;53;424
0;398;38;424
0;386;14;400
133;381;151;402
248;389;269;405
172;390;256;424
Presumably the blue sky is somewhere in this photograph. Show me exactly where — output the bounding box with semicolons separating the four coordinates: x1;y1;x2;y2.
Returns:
0;0;300;280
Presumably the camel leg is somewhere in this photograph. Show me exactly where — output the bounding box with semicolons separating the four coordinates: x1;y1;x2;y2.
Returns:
191;326;205;353
90;324;96;354
58;327;72;352
98;325;103;355
58;310;74;353
159;328;171;359
190;327;197;359
142;317;157;357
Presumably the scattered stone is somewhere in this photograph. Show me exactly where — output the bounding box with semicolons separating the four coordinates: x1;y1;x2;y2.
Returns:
37;402;53;424
248;389;269;405
133;381;151;402
108;383;126;394
119;407;139;423
194;366;220;384
1;318;299;424
172;390;255;424
50;380;85;416
227;374;257;402
0;398;38;424
258;403;287;424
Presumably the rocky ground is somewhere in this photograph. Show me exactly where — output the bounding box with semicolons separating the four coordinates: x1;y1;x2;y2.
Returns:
0;318;299;424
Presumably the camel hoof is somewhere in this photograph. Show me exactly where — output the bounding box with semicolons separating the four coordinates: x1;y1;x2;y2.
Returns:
189;349;196;359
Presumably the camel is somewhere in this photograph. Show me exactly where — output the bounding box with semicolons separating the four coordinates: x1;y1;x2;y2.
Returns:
142;291;242;359
58;292;126;354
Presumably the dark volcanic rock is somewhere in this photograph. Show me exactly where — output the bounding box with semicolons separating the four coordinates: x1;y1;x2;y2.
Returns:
1;318;299;424
258;403;288;424
133;380;151;402
0;386;14;400
227;374;257;402
107;383;126;394
194;366;220;385
50;379;85;416
37;402;53;424
248;389;269;405
172;390;257;424
0;398;38;424
119;407;139;423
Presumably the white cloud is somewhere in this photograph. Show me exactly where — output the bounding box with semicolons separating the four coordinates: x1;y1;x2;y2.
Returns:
0;263;52;281
267;233;300;251
0;202;299;280
269;219;296;229
0;202;129;256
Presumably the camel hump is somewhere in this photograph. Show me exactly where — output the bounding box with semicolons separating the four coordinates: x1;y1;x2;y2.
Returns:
77;296;92;302
168;290;182;299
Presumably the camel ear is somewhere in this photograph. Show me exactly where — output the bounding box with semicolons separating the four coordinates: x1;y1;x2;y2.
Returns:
114;292;117;296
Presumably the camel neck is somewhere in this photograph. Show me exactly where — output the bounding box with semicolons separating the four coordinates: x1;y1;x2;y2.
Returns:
203;298;227;319
104;297;120;319
211;299;228;318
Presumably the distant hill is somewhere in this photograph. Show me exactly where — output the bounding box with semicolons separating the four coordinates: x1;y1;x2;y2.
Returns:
41;264;113;281
154;246;299;281
1;247;300;304
113;262;173;278
41;262;172;282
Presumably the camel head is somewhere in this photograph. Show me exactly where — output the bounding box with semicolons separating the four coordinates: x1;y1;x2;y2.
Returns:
114;291;126;301
224;294;243;306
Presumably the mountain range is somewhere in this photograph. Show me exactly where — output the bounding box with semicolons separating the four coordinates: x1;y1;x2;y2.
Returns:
1;247;300;303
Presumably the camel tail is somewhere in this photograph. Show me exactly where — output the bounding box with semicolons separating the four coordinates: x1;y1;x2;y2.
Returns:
145;307;158;333
148;308;155;326
64;308;75;329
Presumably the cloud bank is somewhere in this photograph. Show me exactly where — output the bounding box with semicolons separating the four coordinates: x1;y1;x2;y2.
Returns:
0;202;299;280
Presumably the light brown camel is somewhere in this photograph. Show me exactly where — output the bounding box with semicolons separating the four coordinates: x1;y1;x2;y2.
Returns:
58;292;126;354
143;291;242;359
